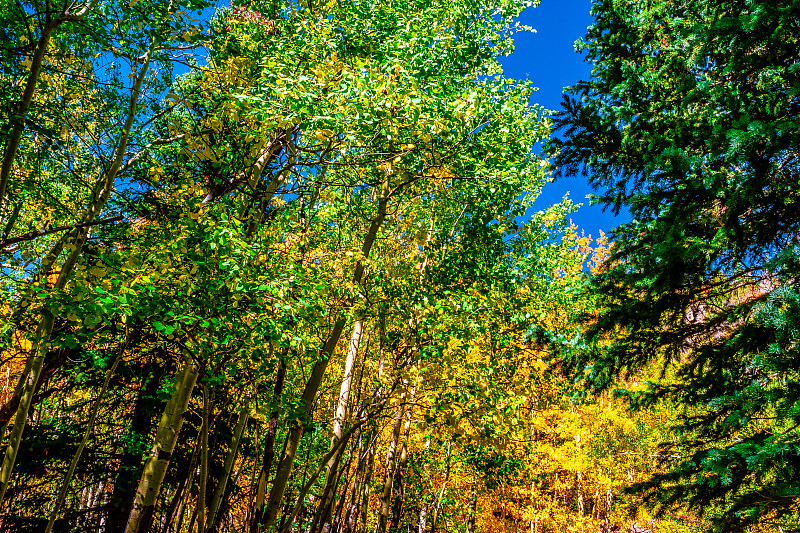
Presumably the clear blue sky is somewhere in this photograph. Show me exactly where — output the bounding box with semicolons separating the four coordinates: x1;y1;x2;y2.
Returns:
500;0;626;237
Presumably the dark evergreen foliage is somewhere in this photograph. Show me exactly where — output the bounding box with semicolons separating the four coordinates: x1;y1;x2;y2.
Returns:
549;0;800;530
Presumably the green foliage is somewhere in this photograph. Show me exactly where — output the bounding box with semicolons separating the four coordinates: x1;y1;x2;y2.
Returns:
549;0;800;530
0;0;728;530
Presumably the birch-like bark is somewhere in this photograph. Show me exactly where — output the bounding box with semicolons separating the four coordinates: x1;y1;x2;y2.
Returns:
257;327;345;532
342;345;370;533
335;321;362;450
331;439;356;533
106;360;164;533
0;347;68;435
390;386;415;531
355;327;385;533
311;319;363;533
197;383;211;533
276;418;368;533
160;435;200;533
356;426;378;533
343;429;363;533
124;353;200;533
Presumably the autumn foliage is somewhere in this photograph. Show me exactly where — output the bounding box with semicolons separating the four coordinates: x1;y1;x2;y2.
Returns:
1;0;793;531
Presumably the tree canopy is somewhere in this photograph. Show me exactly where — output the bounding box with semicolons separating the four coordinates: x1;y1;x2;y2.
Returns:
550;0;800;530
0;0;659;531
3;0;797;531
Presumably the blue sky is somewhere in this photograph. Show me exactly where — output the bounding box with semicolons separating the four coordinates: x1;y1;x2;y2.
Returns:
500;0;625;238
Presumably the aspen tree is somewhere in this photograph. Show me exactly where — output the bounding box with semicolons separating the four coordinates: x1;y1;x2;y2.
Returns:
311;319;363;533
124;353;200;533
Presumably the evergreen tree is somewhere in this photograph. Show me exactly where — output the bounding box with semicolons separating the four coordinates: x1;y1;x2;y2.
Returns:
549;0;800;530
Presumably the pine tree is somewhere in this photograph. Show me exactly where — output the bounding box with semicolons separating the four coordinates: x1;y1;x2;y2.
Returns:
549;0;800;530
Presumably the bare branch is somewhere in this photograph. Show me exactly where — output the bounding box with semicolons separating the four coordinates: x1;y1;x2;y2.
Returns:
118;129;213;175
0;215;123;250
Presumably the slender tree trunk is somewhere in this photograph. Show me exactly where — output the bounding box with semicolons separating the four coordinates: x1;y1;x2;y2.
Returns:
357;336;385;533
0;313;54;503
343;429;364;533
418;505;427;533
250;356;286;531
207;400;249;531
0;347;70;431
430;442;451;533
343;344;371;533
259;339;343;531
106;359;164;532
160;435;200;533
124;354;200;533
246;422;261;529
78;482;93;527
198;382;211;533
277;418;367;533
375;391;406;533
356;426;378;533
173;448;200;533
332;439;357;533
466;473;478;533
187;502;200;533
312;320;363;533
44;350;123;533
390;386;415;531
258;176;390;532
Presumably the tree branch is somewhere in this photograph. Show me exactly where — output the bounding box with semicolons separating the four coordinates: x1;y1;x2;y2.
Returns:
0;215;122;250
